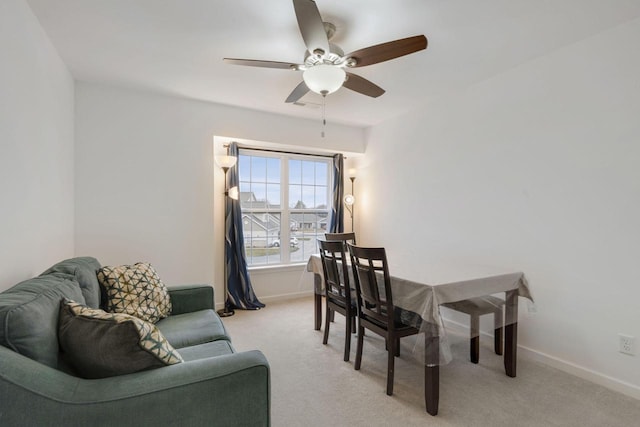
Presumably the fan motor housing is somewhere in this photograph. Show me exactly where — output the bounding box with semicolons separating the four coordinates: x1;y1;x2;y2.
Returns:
304;42;345;67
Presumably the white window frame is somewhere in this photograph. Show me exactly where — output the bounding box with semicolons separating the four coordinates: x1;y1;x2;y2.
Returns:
239;148;333;267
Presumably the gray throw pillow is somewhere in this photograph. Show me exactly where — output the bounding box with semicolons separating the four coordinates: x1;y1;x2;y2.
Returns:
0;274;85;368
58;299;183;379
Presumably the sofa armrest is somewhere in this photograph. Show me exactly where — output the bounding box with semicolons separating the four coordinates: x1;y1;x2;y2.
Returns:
0;345;270;426
167;284;214;314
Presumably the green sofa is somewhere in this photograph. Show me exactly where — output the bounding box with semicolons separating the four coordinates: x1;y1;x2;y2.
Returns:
0;257;270;426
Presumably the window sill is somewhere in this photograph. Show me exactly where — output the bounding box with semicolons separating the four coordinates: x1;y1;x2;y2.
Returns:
248;263;308;274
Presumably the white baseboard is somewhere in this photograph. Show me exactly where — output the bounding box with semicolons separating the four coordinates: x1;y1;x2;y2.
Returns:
256;291;315;304
517;345;640;400
214;291;314;311
442;318;640;401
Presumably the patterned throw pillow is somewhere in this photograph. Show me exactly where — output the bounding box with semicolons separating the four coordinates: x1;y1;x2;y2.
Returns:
58;299;183;379
97;262;171;323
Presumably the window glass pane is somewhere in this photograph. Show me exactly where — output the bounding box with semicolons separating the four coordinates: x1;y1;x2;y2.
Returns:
251;183;267;204
315;186;327;209
238;155;250;182
243;212;282;265
266;184;280;208
289;184;302;209
302;185;315;208
289;159;301;184
290;211;324;263
302;161;315;185
315;163;327;184
266;158;280;183
251;157;267;182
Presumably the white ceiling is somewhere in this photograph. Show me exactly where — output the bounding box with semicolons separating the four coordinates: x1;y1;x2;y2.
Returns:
26;0;640;127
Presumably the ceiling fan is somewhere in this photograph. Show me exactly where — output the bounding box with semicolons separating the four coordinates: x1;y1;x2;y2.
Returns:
223;0;428;104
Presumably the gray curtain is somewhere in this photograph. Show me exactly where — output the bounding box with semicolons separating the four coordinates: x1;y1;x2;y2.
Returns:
328;153;344;233
225;142;264;310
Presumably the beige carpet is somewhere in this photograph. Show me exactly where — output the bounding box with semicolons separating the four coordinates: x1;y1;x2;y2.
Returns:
223;296;639;427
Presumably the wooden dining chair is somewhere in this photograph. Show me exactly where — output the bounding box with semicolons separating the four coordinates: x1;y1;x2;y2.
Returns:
322;233;357;323
324;232;356;245
318;239;357;362
441;297;504;363
347;244;420;396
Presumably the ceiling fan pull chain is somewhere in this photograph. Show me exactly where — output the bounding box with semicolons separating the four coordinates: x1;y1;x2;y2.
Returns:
321;94;326;138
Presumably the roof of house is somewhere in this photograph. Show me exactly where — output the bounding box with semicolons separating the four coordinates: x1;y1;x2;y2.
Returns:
242;213;280;232
239;192;280;210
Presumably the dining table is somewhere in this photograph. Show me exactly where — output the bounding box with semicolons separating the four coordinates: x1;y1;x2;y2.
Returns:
305;253;533;415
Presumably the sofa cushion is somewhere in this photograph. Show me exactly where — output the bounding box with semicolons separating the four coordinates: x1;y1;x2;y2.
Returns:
156;310;230;349
0;274;85;368
58;299;183;379
177;340;235;362
40;257;102;309
97;262;171;323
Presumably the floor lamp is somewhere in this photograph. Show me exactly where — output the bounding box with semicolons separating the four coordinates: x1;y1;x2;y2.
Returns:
215;154;238;318
344;169;356;232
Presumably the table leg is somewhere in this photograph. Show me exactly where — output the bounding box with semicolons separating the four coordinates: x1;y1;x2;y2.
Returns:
470;314;480;364
314;273;322;331
494;307;503;355
424;324;440;416
504;290;518;377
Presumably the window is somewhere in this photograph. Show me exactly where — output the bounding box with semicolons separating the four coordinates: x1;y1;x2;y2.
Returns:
238;149;332;267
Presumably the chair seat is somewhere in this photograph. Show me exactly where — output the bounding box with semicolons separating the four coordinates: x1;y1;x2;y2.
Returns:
360;310;415;333
328;295;357;310
442;296;504;315
441;295;505;364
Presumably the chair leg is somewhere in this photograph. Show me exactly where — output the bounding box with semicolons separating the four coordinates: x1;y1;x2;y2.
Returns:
470;314;479;364
351;315;356;333
494;308;503;355
386;337;401;356
387;336;396;396
355;324;364;370
344;311;351;362
323;306;331;345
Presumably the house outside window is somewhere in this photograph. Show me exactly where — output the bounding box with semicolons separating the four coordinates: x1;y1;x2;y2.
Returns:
238;149;332;266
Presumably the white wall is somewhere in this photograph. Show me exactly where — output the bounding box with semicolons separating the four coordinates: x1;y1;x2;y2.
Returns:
359;18;640;396
0;0;75;290
74;82;364;305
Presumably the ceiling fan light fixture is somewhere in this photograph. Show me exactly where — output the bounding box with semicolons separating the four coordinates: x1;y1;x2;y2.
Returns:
303;64;346;96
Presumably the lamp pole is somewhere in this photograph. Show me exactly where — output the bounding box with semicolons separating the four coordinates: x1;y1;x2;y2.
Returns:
343;170;356;233
349;176;355;232
216;155;238;318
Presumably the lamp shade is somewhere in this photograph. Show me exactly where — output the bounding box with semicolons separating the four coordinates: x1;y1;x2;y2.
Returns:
228;186;239;200
215;155;237;170
303;64;346;95
344;194;355;206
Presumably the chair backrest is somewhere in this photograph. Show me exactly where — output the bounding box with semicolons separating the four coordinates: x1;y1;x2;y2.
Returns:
318;239;352;307
347;244;395;329
324;232;356;245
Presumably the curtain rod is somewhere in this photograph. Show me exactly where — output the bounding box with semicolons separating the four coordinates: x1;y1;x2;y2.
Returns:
224;143;342;159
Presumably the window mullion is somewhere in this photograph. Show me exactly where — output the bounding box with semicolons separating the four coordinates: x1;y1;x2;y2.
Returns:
281;156;290;263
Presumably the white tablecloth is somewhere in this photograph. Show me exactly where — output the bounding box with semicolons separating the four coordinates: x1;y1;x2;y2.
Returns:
306;254;533;364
